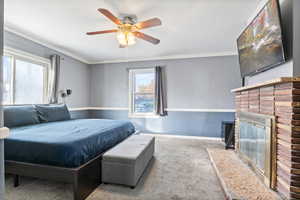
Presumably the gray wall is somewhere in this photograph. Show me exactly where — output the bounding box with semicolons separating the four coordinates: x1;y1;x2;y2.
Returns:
245;0;294;85
4;31;90;108
90;56;241;109
91;110;235;137
245;62;293;86
88;56;240;137
3;29;241;137
70;109;235;137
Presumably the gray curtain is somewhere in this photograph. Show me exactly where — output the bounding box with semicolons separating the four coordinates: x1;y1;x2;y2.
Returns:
48;55;60;104
155;66;167;116
0;0;5;198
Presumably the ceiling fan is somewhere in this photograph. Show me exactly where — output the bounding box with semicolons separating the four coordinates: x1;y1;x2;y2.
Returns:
87;8;162;48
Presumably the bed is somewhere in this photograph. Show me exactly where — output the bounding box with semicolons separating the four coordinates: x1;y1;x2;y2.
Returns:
4;105;135;200
5;119;135;168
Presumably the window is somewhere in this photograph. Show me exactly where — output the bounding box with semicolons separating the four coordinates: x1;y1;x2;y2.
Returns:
2;48;49;105
129;68;157;117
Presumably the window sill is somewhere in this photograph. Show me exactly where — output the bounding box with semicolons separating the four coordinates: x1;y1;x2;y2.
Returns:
128;114;160;119
0;127;10;139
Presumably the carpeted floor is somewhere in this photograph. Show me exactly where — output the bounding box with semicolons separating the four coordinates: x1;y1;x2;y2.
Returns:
5;135;225;200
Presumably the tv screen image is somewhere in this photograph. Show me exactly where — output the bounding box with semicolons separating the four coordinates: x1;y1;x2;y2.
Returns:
237;0;285;77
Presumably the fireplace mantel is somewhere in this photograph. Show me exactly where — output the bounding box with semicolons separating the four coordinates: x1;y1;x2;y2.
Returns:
232;77;300;92
232;77;300;200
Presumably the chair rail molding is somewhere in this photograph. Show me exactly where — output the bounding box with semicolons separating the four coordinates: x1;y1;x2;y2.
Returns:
69;107;236;113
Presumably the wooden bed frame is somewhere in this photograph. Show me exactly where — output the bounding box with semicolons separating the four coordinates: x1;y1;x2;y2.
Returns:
5;153;103;200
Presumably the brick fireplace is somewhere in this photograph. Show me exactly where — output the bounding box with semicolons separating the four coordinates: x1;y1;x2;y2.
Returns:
232;77;300;200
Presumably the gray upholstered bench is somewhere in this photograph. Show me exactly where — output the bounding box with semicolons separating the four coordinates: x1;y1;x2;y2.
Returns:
102;134;155;188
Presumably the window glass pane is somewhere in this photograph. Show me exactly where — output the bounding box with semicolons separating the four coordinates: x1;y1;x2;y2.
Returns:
134;72;155;93
2;56;13;104
15;59;44;104
134;94;155;113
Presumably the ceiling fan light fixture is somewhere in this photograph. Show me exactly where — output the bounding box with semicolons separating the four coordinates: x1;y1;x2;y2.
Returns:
126;32;136;45
117;30;136;47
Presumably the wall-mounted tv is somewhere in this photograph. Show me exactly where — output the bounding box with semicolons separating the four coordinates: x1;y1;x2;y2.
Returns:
237;0;285;77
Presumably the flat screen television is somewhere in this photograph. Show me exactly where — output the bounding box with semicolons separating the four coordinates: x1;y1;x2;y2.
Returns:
237;0;285;77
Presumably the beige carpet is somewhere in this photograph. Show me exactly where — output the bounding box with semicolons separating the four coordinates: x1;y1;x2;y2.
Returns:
5;135;225;200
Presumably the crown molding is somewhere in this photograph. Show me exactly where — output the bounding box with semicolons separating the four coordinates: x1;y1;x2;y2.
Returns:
90;51;237;65
4;26;91;64
4;25;237;65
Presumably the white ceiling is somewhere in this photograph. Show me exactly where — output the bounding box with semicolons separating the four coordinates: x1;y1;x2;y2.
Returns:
4;0;260;64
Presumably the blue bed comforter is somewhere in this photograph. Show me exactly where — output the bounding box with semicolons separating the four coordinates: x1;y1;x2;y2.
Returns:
5;119;135;168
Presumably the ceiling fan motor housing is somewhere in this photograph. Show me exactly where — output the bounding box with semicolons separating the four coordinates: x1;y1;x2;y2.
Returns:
119;14;138;25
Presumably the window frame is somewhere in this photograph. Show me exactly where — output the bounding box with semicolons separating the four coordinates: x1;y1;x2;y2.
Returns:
3;47;50;105
128;68;158;118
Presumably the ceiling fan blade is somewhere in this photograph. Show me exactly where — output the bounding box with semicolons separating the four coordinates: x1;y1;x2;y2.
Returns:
86;29;118;35
98;8;122;25
135;18;162;29
134;32;160;45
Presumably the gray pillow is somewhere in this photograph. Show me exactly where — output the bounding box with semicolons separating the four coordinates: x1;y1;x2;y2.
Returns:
4;105;40;128
36;104;71;123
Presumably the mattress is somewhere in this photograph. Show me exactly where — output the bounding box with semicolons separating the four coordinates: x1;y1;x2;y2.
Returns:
5;119;135;168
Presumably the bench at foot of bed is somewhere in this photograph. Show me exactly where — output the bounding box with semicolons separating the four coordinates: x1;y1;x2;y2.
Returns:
102;135;155;188
6;154;102;200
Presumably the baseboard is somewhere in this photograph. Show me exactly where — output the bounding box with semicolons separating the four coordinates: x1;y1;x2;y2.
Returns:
140;133;222;141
